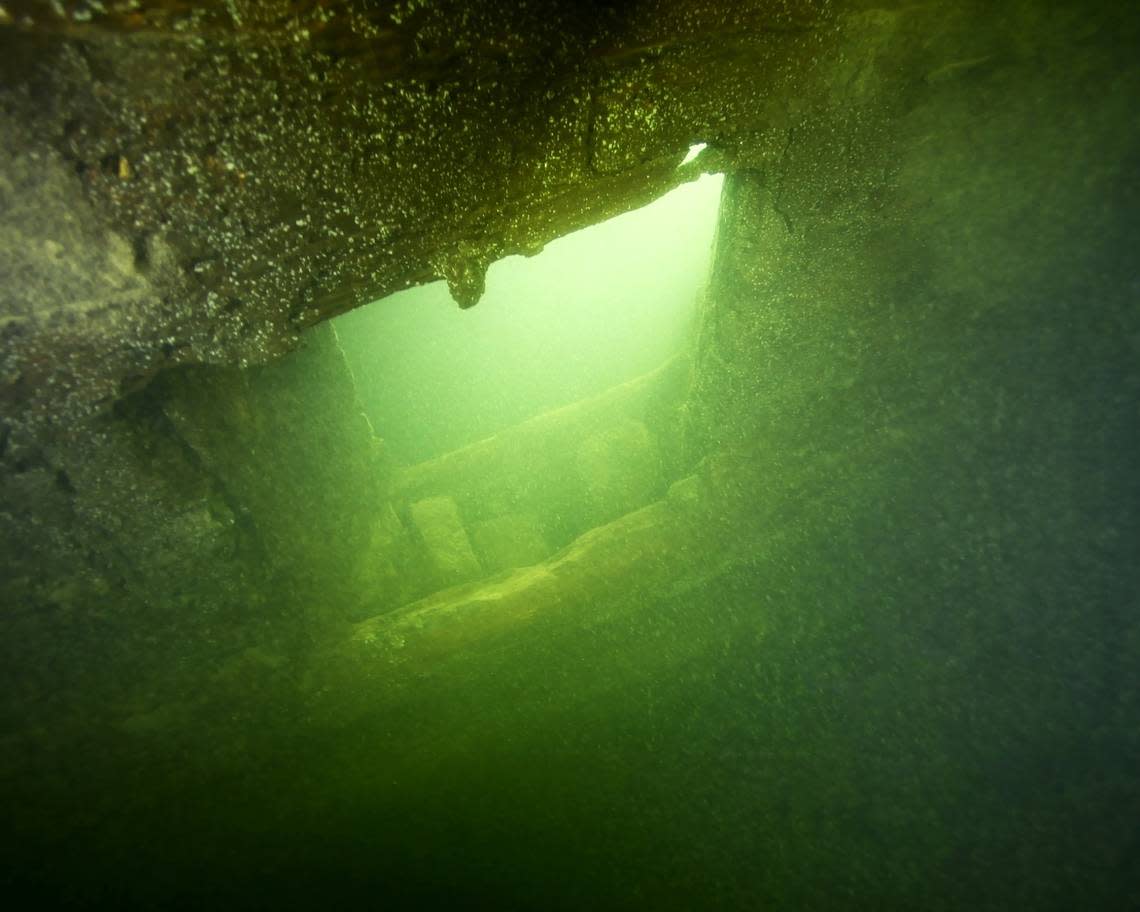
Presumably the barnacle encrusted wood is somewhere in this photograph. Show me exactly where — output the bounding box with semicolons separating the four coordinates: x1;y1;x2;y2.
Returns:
0;0;832;424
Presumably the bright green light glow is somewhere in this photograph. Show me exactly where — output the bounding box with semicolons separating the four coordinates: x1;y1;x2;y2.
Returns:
335;173;725;461
680;142;708;165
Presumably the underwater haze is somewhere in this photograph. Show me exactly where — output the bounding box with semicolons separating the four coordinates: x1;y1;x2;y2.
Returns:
335;173;724;461
1;3;1139;911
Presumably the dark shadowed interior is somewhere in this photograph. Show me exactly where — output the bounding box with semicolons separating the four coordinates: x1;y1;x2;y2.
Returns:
1;2;1138;909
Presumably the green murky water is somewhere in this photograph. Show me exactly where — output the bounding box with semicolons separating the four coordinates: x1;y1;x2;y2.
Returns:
334;174;723;461
4;13;1139;910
